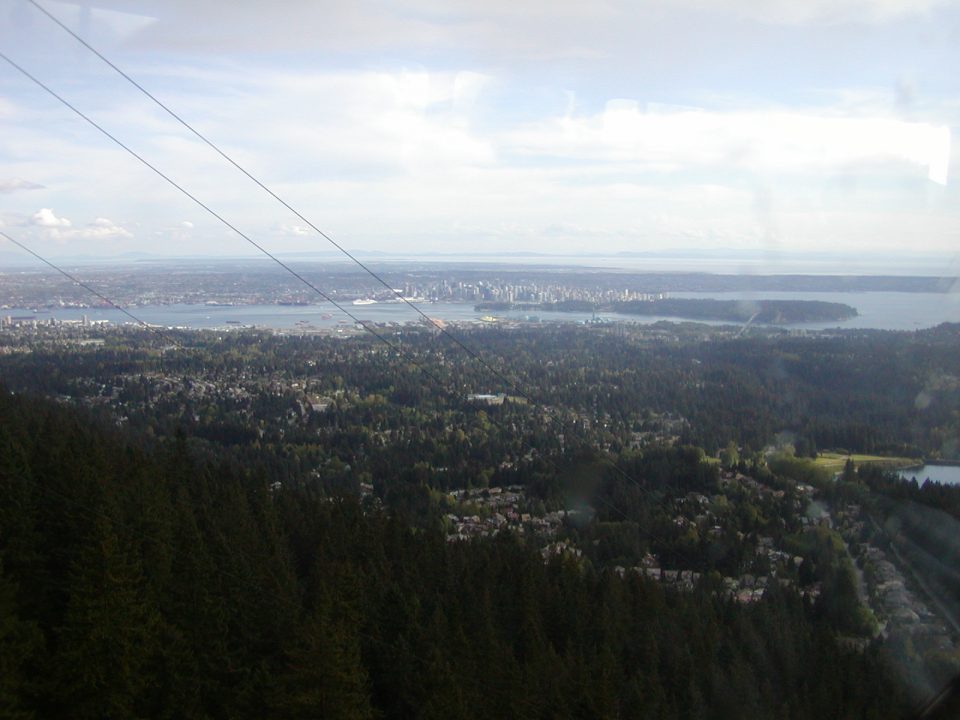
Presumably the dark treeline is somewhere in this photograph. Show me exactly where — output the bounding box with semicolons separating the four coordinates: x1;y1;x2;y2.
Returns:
856;465;960;522
0;391;907;719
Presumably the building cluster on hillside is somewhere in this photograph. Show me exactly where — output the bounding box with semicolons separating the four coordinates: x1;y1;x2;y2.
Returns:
466;393;506;405
445;486;582;542
639;473;818;602
834;503;956;653
862;545;950;642
628;412;688;448
445;469;822;604
614;543;811;604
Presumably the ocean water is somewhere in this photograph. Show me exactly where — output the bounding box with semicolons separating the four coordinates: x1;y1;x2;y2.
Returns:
7;289;959;331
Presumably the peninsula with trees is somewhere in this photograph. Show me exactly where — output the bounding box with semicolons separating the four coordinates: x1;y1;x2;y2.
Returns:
476;297;858;324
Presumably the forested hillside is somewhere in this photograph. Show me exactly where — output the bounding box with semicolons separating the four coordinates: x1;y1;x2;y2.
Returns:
0;390;906;719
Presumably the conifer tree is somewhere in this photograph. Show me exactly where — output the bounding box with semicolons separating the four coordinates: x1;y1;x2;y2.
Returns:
0;561;41;720
274;608;376;720
55;514;161;719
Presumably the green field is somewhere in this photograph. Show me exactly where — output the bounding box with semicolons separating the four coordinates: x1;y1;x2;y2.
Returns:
814;452;916;473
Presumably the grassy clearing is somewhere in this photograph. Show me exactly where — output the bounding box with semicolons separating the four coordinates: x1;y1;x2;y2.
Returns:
814;452;916;473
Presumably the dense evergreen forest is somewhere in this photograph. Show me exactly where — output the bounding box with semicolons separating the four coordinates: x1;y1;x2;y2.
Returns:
2;322;959;716
0;390;907;719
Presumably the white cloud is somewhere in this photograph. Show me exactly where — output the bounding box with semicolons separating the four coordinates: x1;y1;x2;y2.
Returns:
27;209;131;242
679;0;950;25
505;102;953;179
0;179;44;194
158;68;499;187
180;220;194;229
39;0;945;68
75;217;133;240
31;208;71;228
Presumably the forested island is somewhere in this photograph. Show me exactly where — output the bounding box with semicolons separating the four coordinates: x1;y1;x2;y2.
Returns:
476;298;858;324
1;319;959;717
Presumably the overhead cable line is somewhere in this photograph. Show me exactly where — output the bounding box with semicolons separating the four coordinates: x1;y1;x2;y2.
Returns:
21;4;655;499
0;50;450;394
2;29;695;640
24;0;532;403
0;46;648;500
0;229;182;348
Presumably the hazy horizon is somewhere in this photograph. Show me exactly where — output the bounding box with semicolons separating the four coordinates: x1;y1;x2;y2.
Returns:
1;247;958;278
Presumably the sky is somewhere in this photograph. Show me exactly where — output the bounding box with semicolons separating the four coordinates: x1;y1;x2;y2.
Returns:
1;0;959;266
